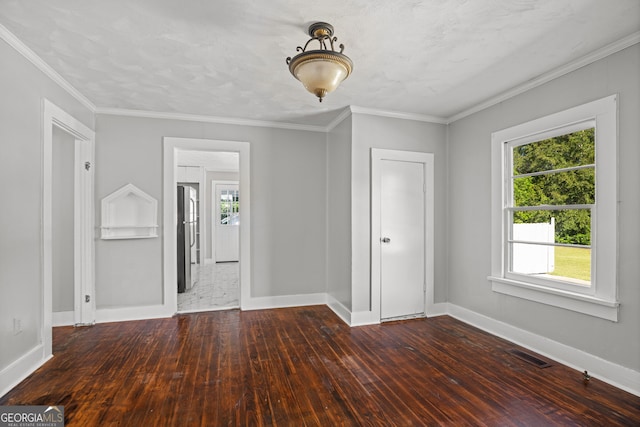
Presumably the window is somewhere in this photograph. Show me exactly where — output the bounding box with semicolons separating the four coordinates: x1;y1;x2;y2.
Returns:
489;95;618;321
508;125;594;287
219;188;239;225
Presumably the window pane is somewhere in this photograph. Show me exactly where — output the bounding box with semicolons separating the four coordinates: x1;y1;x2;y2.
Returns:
512;128;594;175
227;213;239;225
513;168;594;207
233;190;239;214
550;246;591;284
511;209;591;246
219;189;239;225
510;243;590;286
220;190;230;223
510;242;556;275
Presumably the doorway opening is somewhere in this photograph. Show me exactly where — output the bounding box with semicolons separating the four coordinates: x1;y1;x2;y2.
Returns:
43;100;95;358
175;151;240;313
163;138;250;315
52;127;76;322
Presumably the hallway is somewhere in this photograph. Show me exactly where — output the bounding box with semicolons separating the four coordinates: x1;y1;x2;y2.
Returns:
177;262;239;312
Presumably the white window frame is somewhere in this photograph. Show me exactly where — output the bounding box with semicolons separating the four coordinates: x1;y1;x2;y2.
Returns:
489;95;619;321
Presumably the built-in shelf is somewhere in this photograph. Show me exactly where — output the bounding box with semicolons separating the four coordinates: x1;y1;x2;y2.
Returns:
101;184;158;240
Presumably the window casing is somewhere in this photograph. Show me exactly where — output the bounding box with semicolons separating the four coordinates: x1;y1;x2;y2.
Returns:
489;95;618;321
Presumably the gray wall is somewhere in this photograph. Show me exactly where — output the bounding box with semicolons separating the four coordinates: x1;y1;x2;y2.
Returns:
95;115;327;307
326;116;353;309
351;114;448;313
52;127;75;312
0;39;93;372
447;44;640;371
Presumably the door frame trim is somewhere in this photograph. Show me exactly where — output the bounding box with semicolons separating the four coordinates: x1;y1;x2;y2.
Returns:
163;138;251;313
371;148;434;322
43;99;96;358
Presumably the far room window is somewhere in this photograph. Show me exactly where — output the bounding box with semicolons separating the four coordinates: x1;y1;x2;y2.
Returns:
489;95;618;321
220;189;239;225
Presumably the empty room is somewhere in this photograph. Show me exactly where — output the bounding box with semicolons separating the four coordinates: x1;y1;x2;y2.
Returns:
1;0;639;425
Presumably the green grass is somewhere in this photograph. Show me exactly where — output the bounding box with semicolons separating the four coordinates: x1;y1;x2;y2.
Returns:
550;246;591;282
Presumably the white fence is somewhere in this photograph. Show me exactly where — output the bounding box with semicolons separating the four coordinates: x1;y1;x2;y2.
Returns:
512;219;555;274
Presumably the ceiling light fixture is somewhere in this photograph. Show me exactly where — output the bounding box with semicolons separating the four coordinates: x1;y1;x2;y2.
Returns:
286;22;353;103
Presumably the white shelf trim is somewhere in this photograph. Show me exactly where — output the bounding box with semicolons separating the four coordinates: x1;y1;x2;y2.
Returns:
101;184;158;239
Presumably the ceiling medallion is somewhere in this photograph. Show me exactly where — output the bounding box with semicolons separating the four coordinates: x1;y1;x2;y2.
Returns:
286;22;353;102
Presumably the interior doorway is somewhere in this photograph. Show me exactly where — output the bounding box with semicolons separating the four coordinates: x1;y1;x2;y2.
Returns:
371;149;435;322
52;127;75;321
43;100;95;358
175;154;239;312
163;138;251;315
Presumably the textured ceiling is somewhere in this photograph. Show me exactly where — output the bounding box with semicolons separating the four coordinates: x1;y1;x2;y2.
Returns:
1;0;639;126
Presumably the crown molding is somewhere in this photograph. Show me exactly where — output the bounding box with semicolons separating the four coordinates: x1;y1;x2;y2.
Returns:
97;105;444;133
325;107;353;132
349;105;448;125
446;31;640;124
0;23;96;112
323;104;450;133
95;107;328;132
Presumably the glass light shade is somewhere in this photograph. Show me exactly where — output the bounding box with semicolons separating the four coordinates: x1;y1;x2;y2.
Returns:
288;50;353;101
294;58;348;99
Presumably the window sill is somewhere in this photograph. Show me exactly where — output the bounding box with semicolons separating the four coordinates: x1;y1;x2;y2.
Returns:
488;276;619;321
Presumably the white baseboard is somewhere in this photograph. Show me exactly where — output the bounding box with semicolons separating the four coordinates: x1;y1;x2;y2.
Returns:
445;303;640;397
52;310;74;326
350;310;379;326
331;301;451;326
0;344;50;399
326;294;351;325
242;293;327;311
427;302;450;317
333;302;450;326
96;304;174;324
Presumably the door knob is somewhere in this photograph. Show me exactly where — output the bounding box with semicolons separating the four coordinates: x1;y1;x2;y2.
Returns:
381;237;391;243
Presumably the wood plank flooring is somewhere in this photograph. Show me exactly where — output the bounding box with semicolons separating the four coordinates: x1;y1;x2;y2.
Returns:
1;306;638;426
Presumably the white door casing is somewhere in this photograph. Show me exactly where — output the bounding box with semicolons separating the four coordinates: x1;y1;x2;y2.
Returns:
213;181;239;262
43;99;96;358
371;149;434;322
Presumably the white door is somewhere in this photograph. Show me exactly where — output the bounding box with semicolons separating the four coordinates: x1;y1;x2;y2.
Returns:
214;183;239;262
380;159;426;320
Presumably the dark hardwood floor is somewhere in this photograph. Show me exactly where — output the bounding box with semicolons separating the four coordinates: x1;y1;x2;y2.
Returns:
1;306;638;426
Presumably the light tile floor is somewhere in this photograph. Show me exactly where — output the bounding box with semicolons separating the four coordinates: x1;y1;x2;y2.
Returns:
177;262;239;313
